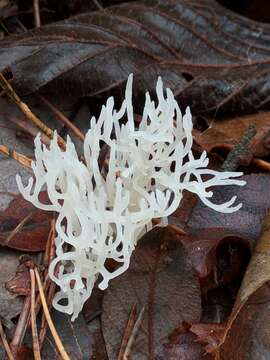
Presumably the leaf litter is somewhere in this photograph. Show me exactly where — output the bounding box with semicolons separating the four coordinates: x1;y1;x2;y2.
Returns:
1;0;270;359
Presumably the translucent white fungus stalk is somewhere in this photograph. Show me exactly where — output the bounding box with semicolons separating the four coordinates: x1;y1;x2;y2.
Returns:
16;74;246;320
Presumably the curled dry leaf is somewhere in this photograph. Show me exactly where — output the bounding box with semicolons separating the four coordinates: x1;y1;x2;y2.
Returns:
219;211;270;346
220;285;270;360
102;227;201;360
179;228;251;284
1;0;270;115
184;210;270;358
5;260;31;296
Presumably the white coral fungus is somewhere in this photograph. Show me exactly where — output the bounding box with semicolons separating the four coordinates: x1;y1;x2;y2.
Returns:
16;74;245;320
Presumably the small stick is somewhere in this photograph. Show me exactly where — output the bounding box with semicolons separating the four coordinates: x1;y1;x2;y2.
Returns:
11;296;31;348
34;268;70;360
152;219;186;236
0;320;15;360
118;304;137;360
33;0;41;27
252;157;270;172
123;306;145;360
0;73;66;149
167;224;187;236
39;95;85;142
0;144;32;168
30;269;41;360
9;116;51;146
4;212;33;247
43;219;56;267
92;0;104;11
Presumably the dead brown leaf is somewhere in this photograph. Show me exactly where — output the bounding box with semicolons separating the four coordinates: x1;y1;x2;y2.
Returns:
102;227;201;360
219;211;270;347
162;327;214;360
195;112;270;158
0;192;52;252
187;174;270;242
5;261;31;296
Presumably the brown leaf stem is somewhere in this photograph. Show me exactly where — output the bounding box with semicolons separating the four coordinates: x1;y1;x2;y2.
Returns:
11;296;31;350
123;306;145;360
38;95;85;142
3;212;33;247
118;304;137;360
0;73;66;149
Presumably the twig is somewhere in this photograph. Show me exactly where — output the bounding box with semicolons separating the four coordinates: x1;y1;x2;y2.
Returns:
30;269;41;360
33;0;41;27
0;73;66;149
123;306;145;360
34;268;70;360
118;304;137;360
0;320;15;360
167;224;187;236
43;219;56;267
252;157;270;172
9;115;51;146
3;212;33;247
0;144;32;167
152;219;186;236
39;95;85;142
11;296;31;349
91;0;104;11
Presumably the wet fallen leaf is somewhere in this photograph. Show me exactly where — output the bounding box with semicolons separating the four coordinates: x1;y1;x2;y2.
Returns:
41;311;92;360
218;211;270;348
1;1;270;115
195;112;270;157
187;174;270;242
0;249;23;320
83;288;108;360
220;285;270;360
189;322;226;355
185;210;270;358
162;328;214;360
0;192;52;251
179;228;250;284
102;227;201;360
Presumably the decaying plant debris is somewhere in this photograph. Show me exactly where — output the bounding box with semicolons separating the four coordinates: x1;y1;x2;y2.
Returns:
1;1;270;359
